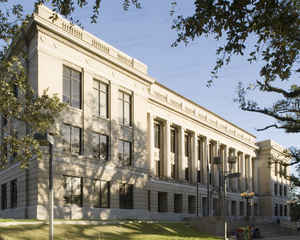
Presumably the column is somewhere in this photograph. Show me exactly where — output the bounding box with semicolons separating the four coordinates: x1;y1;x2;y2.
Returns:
163;120;171;178
192;131;198;184
148;113;155;176
178;126;185;180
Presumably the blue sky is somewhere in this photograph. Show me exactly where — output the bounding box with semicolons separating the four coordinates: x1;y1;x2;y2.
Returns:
8;1;299;174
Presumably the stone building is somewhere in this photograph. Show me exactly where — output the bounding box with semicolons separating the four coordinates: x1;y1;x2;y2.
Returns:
0;5;291;221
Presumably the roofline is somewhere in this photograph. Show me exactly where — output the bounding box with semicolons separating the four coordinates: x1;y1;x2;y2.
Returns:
154;81;256;139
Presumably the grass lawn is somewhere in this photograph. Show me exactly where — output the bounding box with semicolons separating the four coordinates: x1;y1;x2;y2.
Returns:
0;222;220;240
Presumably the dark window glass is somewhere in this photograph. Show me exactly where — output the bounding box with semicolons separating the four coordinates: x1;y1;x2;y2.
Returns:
284;185;287;196
170;128;176;153
156;160;161;177
275;162;278;176
63;66;81;109
64;176;83;207
1;183;7;210
118;91;131;126
185;167;189;181
275;204;278;216
185;134;190;157
174;194;183;213
119;184;133;209
274;183;278;196
92;180;110;208
92;133;109;160
1;116;7;127
279;184;282;196
197;170;201;183
93;80;108;118
171;164;176;179
154;123;161;148
61;124;82;155
10;179;17;208
118;140;132;166
284;205;287;216
147;190;151;211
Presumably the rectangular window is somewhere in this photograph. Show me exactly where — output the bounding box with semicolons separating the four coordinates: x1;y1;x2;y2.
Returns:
274;183;278;196
10;179;17;208
158;192;168;212
61;124;82;155
279;184;282;196
184;134;190;157
171;164;176;179
92;133;109;161
284;205;287;216
185;167;189;181
279;164;282;177
231;201;237;216
284;185;287;197
118;140;132;166
63;176;83;207
1;183;7;210
147;190;151;211
275;162;278;176
63;65;81;109
174;194;183;213
240;201;244;216
118;91;131;126
119;184;133;209
170;128;176;153
197;170;201;183
92;179;110;208
188;195;196;214
93;80;108;118
275;204;278;216
154;123;161;149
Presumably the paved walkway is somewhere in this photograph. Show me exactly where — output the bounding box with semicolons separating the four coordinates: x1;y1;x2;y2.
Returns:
263;235;300;240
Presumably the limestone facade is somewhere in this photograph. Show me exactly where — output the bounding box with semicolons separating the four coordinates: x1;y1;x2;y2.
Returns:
0;5;291;221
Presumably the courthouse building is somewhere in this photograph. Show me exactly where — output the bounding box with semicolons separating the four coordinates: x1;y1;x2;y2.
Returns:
0;5;291;221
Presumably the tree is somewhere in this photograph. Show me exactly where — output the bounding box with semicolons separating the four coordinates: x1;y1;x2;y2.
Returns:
0;2;65;168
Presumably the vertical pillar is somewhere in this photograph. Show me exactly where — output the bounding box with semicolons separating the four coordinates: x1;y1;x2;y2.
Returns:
148;113;155;176
163;120;171;178
178;126;185;180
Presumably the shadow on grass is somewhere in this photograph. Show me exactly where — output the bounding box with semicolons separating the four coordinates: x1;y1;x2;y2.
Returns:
0;222;220;240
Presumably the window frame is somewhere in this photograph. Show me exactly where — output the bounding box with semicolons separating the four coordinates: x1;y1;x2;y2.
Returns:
118;91;132;126
119;183;133;209
1;183;7;210
92;132;109;161
63;65;82;109
92;179;110;209
93;80;109;119
63;175;83;207
61;124;83;155
10;179;17;209
118;139;132;166
154;122;161;149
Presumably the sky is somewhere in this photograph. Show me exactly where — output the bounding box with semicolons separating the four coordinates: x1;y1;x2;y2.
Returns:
5;1;299;174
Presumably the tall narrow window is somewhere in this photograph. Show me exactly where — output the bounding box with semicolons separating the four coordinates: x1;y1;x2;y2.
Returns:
64;176;83;207
92;180;110;208
92;133;109;161
119;184;133;209
93;80;108;118
118;91;131;126
275;162;278;176
185;134;190;157
61;124;82;155
63;66;81;109
154;123;161;148
118;140;132;166
274;183;278;196
1;183;7;210
197;138;202;183
10;179;17;208
170;128;176;153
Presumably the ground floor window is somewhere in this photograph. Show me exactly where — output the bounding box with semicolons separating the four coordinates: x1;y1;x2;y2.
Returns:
92;179;110;208
239;201;244;216
275;204;278;216
1;183;7;210
64;176;83;207
231;201;236;216
188;195;196;214
284;205;287;216
158;192;168;212
174;194;183;213
10;179;17;208
202;197;208;216
147;190;151;211
119;184;133;209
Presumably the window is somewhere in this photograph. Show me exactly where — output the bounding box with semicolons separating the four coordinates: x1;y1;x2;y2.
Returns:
118;140;132;166
93;80;108;118
275;204;278;216
275;162;278;176
92;133;109;160
61;124;82;155
92;180;110;208
158;192;168;212
1;183;7;210
284;205;287;216
279;164;282;177
184;134;190;157
147;190;151;211
231;201;237;216
197;138;202;183
274;183;278;196
174;194;183;213
170;128;176;153
279;184;282;196
119;184;133;209
63;176;83;207
118;91;131;126
197;170;201;183
185;167;189;181
284;185;287;197
63;65;81;109
156;160;161;177
10;179;17;208
171;163;176;179
239;201;244;216
188;195;196;214
280;204;283;216
154;123;161;148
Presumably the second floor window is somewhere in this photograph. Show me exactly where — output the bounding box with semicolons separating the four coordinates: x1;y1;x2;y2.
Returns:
170;128;176;153
61;124;82;155
118;140;132;166
154;123;161;148
118;91;131;126
185;134;191;157
92;133;109;161
63;65;81;109
93;80;108;118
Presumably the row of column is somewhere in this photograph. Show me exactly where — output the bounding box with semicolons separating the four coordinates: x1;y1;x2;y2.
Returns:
148;113;254;192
